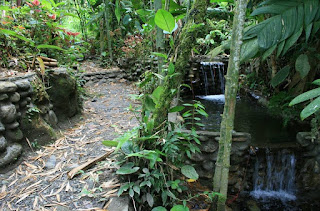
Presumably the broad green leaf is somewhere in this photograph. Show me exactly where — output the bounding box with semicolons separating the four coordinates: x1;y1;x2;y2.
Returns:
181;165;199;180
170;205;189;211
270;66;290;88
133;185;140;195
281;27;303;56
118;183;130;196
169;106;185;113
136;9;153;23
304;0;319;26
312;79;320;86
305;23;313;42
116;162;140;175
258;16;282;49
155;9;175;32
208;44;226;58
37;44;65;51
152;52;168;60
301;96;320;120
145;95;156;111
289;87;320;106
102;140;118;147
152;86;164;105
262;44;277;61
168;62;175;75
0;29;35;45
295;54;310;79
240;38;259;63
152;207;167;211
276;40;285;57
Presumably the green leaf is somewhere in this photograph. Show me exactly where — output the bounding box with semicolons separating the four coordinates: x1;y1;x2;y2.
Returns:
152;52;168;60
312;79;320;86
170;205;189;211
129;188;134;197
145;95;156;111
240;38;259;63
152;86;164;105
133;185;140;195
300;96;320;120
37;44;65;51
155;9;175;32
115;0;121;24
102;140;118;147
181;165;199;180
169;106;185;113
146;193;154;207
295;54;310;79
305;23;313;42
118;183;130;196
270;66;290;88
289;87;320;106
152;207;167;211
262;44;277;61
168;62;175;75
116;162;140;175
0;29;35;45
281;27;303;56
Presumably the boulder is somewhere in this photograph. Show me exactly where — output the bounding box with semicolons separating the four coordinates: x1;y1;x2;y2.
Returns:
0;143;22;167
46;71;81;120
0;103;17;123
0;122;5;132
5;128;24;141
10;92;20;103
0;94;8;101
15;80;30;91
0;82;17;93
0;136;7;152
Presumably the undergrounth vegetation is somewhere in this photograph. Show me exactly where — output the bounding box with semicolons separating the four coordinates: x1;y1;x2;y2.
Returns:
1;0;320;210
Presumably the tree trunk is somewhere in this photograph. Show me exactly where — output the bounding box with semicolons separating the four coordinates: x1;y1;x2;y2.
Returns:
152;0;209;129
104;0;113;62
212;0;248;210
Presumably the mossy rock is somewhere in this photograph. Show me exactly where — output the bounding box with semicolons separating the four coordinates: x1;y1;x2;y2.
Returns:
20;111;57;146
46;71;81;120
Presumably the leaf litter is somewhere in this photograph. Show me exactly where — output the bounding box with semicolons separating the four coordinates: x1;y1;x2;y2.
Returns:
0;79;138;210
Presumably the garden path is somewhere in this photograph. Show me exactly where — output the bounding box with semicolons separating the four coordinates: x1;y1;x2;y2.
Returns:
0;78;138;210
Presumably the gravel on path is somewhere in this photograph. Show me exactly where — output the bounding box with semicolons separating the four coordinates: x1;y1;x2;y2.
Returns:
0;80;138;210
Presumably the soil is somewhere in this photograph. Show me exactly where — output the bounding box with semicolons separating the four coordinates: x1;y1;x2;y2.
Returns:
0;72;139;210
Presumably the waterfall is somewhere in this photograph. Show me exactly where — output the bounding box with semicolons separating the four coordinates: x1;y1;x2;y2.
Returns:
199;62;225;95
250;149;296;202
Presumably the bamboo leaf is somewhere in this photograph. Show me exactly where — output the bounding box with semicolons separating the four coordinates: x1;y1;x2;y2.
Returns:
301;96;320;120
0;29;35;45
289;87;320;106
36;57;45;76
102;140;118;147
37;44;65;51
169;106;185;113
115;0;121;24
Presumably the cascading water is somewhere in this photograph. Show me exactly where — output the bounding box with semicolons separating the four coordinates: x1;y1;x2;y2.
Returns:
250;149;297;204
199;61;225;95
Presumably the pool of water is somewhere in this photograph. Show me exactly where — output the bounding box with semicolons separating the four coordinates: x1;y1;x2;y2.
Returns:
183;95;300;146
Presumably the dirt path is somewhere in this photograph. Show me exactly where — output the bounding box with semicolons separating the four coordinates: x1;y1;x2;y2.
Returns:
0;80;138;210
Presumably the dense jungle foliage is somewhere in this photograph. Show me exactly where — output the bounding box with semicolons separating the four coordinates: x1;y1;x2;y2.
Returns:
1;0;320;210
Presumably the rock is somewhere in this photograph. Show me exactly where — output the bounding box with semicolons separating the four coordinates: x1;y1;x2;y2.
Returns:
0;82;17;93
202;161;215;171
45;155;56;169
10;92;20;103
246;200;261;211
0;94;8;101
0;103;17;123
190;152;205;162
297;132;312;147
15;80;30;91
19;100;28;108
26;97;32;102
19;91;31;98
48;110;58;126
200;140;218;153
46;71;81;119
106;196;129;211
5;128;24;141
5;121;19;130
0;122;5;132
38;105;49;114
0;143;22;167
0;136;7;152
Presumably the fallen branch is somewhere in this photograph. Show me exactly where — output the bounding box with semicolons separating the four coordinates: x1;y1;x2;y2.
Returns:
67;150;114;179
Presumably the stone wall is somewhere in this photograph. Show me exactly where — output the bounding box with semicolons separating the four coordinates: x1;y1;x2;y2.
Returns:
0;71;81;168
187;130;251;194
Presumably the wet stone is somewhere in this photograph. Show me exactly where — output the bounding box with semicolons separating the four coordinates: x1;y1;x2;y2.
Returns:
10;92;20;103
0;103;17;123
19;100;28;108
0;143;22;167
5;121;19;130
45;155;56;169
48;110;58;126
0;136;7;152
26;97;32;102
19;91;31;98
0;122;5;132
200;140;218;153
0;82;17;93
5;128;23;141
202;161;215;171
190;152;205;162
0;94;8;101
15;80;30;91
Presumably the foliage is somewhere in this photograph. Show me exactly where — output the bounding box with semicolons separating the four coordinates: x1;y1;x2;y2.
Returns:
0;0;87;68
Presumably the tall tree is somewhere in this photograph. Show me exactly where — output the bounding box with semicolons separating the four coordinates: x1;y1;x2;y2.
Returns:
212;0;248;210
